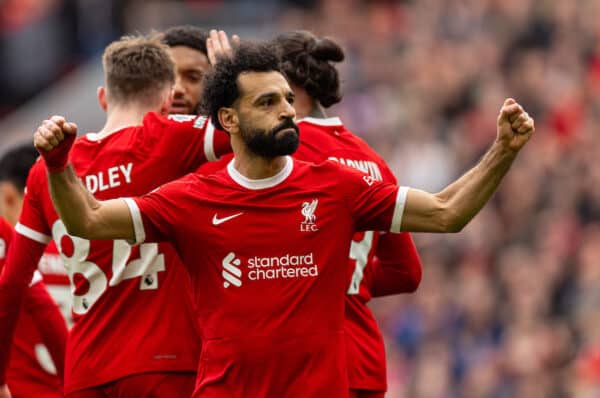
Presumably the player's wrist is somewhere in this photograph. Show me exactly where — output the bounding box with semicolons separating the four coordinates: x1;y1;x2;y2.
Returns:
39;133;76;173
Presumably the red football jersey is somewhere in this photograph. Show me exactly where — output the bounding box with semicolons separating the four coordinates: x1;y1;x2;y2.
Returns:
37;242;71;324
294;116;421;391
0;217;62;398
127;156;409;398
14;113;230;393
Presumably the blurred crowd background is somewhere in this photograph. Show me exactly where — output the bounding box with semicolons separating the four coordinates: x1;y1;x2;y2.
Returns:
2;0;600;397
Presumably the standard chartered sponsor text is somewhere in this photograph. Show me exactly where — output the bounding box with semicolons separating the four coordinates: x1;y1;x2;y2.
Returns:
247;253;318;281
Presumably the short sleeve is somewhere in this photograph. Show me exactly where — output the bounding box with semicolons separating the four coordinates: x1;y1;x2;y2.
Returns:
341;166;409;233
124;177;190;245
15;161;53;244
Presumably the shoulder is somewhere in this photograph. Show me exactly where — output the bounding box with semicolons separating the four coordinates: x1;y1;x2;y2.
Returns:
297;116;344;130
150;172;207;198
144;112;209;132
294;157;347;177
26;157;48;184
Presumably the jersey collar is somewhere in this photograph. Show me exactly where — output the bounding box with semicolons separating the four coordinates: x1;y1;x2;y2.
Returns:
227;156;293;190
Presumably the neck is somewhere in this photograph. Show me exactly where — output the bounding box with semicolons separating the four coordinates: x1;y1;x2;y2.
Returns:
230;138;288;180
291;85;327;119
307;105;327;118
97;105;158;138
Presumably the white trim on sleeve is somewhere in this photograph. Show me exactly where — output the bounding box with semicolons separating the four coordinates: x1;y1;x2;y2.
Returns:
123;198;146;245
297;116;343;126
390;186;409;233
29;271;43;287
204;121;218;162
15;223;52;244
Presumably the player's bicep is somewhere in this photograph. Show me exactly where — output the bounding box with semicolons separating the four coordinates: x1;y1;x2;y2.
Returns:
88;199;135;241
400;188;451;233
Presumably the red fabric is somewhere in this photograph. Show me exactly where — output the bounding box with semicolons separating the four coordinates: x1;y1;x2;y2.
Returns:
196;117;423;392
0;222;44;385
370;231;422;297
0;219;64;395
24;281;68;382
65;372;196;398
7;112;232;394
293;117;422;391
132;158;401;398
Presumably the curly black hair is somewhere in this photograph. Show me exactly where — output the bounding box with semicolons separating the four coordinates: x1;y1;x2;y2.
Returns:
0;143;39;193
162;25;209;56
202;40;282;130
273;30;344;108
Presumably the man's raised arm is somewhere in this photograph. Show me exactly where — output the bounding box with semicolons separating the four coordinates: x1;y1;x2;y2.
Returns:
34;116;134;241
400;98;535;233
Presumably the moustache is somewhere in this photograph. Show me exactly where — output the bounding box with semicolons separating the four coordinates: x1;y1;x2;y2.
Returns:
271;119;299;136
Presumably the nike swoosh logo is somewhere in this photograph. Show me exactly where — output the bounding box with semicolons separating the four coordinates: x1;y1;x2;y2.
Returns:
212;212;244;225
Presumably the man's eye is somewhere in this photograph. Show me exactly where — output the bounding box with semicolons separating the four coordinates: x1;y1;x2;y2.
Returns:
186;74;202;83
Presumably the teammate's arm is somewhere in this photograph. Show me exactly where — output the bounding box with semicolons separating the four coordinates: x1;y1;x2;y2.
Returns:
34;116;135;241
24;281;67;383
0;235;46;388
400;98;534;233
369;232;422;297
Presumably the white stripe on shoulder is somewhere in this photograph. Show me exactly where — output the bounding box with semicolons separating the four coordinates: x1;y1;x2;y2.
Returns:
297;116;343;127
15;223;52;244
29;271;43;287
123;198;146;245
390;186;410;233
204;121;218;162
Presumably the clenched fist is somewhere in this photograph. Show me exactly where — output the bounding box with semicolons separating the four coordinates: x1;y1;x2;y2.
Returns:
496;98;535;153
33;115;78;172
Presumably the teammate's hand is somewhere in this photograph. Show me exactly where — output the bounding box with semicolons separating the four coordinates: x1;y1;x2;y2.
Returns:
206;29;240;65
33;115;78;173
0;384;11;398
496;98;535;153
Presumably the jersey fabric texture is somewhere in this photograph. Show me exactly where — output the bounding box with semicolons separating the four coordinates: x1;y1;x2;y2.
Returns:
11;113;230;394
0;217;63;398
64;372;196;398
127;156;409;398
294;116;422;391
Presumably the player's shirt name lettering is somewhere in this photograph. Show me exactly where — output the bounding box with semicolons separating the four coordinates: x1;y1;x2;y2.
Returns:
328;157;383;181
84;163;133;194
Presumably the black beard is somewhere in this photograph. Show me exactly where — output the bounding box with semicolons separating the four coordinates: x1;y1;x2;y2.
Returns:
242;118;300;158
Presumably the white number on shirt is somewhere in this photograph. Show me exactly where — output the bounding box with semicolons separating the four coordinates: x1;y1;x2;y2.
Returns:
52;220;165;314
347;231;374;295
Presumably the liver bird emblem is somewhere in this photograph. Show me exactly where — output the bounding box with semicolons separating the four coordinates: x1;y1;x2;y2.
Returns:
301;199;318;224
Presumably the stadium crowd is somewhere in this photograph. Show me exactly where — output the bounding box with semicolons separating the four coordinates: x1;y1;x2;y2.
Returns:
0;0;599;397
284;1;600;397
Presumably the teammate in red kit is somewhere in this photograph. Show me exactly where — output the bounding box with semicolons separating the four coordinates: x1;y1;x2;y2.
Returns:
274;30;423;398
0;35;230;397
162;25;211;115
0;145;67;398
35;40;534;397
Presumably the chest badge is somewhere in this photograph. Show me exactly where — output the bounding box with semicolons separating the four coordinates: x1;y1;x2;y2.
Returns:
300;199;319;232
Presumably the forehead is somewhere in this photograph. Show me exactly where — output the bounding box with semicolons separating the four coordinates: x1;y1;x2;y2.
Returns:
237;71;292;99
168;45;209;71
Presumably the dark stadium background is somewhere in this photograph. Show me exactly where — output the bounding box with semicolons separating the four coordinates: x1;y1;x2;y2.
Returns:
2;0;600;396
